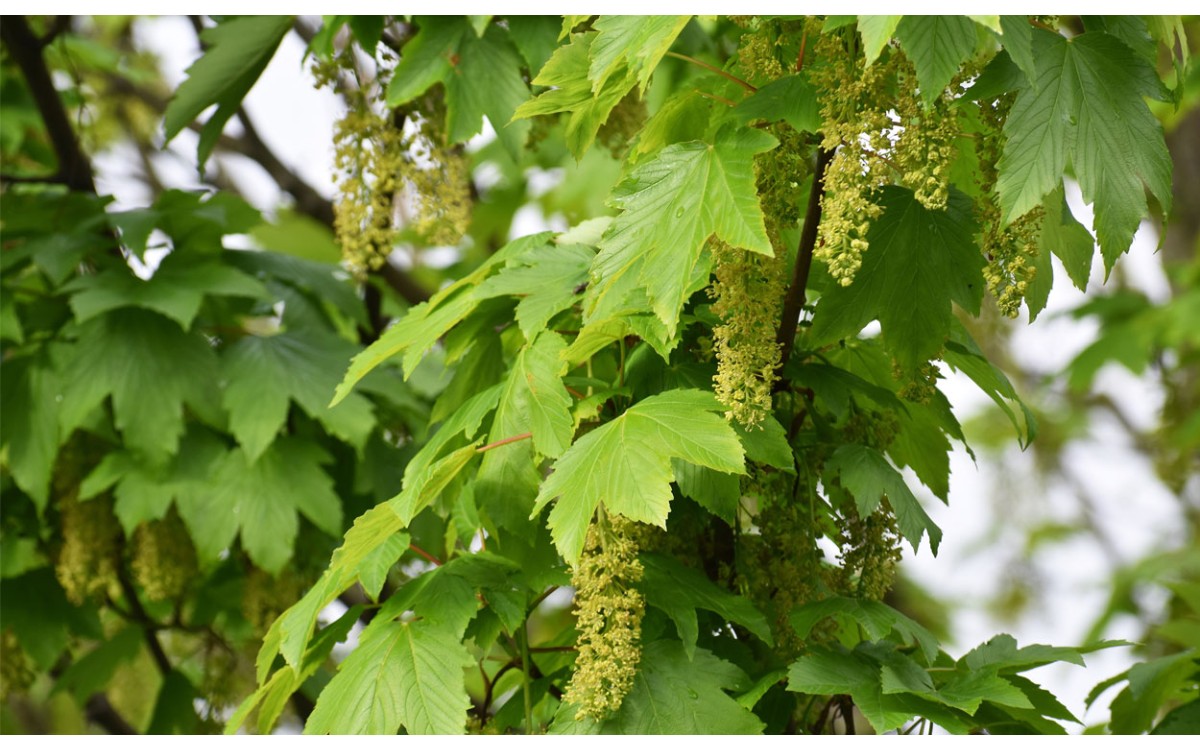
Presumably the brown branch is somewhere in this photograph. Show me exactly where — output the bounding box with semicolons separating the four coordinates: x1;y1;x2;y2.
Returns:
1;16;95;192
775;147;835;378
84;694;138;734
116;569;173;677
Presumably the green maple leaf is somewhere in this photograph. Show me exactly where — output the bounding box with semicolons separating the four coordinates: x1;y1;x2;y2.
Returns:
825;444;943;554
79;426;227;534
305;618;471;735
996;30;1171;269
513;32;639;159
333;233;552;404
222;330;375;461
551;641;764;734
532;389;745;564
59;309;221;463
386;18;530;160
895;16;979;106
476;243;593;339
588;15;690;94
0;349;63;510
162;16;293;168
475;333;574;534
178;438;342;574
588;125;777;338
63;254;267;329
811;186;984;370
227;606;362;735
641;553;773;658
857;16;902;66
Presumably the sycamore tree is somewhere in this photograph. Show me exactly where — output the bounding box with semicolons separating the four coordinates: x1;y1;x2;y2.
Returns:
2;14;1197;735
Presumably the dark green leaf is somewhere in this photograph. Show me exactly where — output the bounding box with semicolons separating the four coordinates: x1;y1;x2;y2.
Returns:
734;74;821;133
812;187;983;370
895;16;978;106
825;444;942;554
162;16;293;168
640;553;773;658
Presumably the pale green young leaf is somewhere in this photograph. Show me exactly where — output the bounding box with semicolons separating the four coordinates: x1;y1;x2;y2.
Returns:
811;187;983;371
264;501;406;674
825;444;942;554
857;16;901;66
513;32;639;159
162;16;292;167
476;243;593;338
532;389;745;564
226;606;362;735
391;443;480;524
332;235;551;404
223;330;375;461
895;16;977;106
60;309;221;464
588;15;691;94
305;619;472;735
589;125;777;337
641;553;774;658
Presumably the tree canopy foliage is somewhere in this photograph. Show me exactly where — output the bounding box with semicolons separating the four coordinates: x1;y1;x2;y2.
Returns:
1;14;1198;735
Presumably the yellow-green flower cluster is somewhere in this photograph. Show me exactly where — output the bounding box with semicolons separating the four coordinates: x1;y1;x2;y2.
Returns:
976;96;1043;317
893;59;958;211
597;91;648;160
837;505;902;601
316;53;471;274
565;513;645;722
709;239;786;428
1;630;35;698
55;491;123;605
131;508;198;602
241;565;306;636
809;33;894;287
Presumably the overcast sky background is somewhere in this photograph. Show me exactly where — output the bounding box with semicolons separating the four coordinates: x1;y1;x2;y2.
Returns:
89;16;1188;730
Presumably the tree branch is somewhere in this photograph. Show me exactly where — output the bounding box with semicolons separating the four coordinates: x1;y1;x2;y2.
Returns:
84;694;138;734
1;16;95;192
775;146;835;378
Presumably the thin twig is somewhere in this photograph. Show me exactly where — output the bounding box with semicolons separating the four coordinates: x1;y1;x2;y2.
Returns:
476;432;533;453
666;51;757;93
